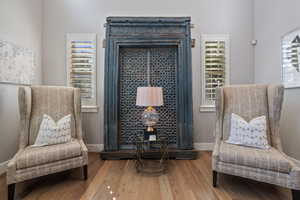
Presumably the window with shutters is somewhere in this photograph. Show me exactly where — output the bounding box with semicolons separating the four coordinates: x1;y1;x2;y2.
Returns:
66;33;97;112
200;35;230;112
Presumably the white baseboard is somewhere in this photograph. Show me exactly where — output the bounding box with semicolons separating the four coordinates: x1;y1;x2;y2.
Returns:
0;160;9;175
86;144;104;152
194;143;214;151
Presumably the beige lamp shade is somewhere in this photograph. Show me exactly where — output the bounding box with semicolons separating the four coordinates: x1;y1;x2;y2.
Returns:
136;87;164;107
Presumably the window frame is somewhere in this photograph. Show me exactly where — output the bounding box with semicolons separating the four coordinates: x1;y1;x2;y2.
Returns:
200;34;230;112
66;33;98;113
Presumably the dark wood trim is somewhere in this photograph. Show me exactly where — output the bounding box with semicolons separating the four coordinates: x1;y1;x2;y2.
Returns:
213;170;218;187
83;165;88;180
8;183;15;200
292;189;300;200
100;149;198;160
107;16;191;23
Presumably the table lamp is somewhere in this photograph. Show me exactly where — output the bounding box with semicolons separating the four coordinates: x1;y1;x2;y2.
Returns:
136;87;163;140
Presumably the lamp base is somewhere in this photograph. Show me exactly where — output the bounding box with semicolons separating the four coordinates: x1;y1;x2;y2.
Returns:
141;106;159;128
144;128;157;141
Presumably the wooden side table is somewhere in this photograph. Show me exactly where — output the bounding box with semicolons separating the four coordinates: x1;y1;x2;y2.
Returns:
135;136;169;174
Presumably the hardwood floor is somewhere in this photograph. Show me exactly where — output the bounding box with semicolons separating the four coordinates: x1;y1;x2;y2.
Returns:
0;152;292;200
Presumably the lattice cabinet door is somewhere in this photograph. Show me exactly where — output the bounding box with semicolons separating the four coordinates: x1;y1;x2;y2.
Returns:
119;47;178;149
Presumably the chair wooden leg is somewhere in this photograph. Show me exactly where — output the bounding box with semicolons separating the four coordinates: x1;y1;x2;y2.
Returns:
213;170;218;187
83;165;88;180
292;189;300;200
8;184;15;200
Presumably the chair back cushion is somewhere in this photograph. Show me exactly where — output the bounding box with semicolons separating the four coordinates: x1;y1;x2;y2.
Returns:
29;86;76;145
226;113;270;149
33;114;72;146
222;85;271;144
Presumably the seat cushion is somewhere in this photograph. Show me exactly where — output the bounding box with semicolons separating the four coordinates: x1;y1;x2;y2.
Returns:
17;139;82;169
219;142;291;173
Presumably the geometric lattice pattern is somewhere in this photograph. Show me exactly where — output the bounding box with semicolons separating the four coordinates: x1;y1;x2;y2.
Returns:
119;47;177;147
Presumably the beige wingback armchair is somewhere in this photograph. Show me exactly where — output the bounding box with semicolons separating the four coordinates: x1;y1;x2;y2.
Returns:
212;84;300;200
6;86;88;200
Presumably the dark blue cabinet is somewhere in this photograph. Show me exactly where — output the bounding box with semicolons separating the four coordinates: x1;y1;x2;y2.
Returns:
103;17;194;158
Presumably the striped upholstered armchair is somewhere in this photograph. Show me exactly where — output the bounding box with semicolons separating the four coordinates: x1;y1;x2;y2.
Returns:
212;84;300;200
6;86;88;200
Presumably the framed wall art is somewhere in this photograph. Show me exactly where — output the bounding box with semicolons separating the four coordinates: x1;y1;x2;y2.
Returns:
0;40;35;85
281;28;300;88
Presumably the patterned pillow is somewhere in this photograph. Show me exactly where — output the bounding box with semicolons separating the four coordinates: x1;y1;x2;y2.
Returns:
33;114;72;147
226;113;270;149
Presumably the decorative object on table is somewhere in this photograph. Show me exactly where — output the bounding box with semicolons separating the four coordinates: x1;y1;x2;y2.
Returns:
281;28;300;88
135;135;169;174
0;39;35;85
136;50;164;141
66;33;98;112
212;84;300;200
6;86;88;200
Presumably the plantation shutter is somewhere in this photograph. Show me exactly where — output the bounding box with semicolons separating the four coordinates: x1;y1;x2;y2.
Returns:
201;35;229;112
66;33;97;112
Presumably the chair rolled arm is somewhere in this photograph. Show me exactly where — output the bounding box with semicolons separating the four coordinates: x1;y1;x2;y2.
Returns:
212;128;222;160
281;154;300;189
6;149;24;184
78;139;88;165
213;87;224;161
285;155;300;172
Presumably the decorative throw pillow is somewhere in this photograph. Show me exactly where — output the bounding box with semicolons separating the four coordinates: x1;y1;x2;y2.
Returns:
33;114;72;147
226;113;270;149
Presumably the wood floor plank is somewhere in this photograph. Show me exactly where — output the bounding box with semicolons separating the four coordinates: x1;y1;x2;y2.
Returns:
81;161;112;200
167;160;197;200
110;160;141;200
117;160;163;200
0;152;293;200
191;152;232;200
177;160;217;200
158;174;173;200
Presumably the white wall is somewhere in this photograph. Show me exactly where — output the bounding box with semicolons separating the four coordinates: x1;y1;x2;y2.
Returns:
0;0;43;162
254;0;300;159
1;0;299;162
42;0;255;146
